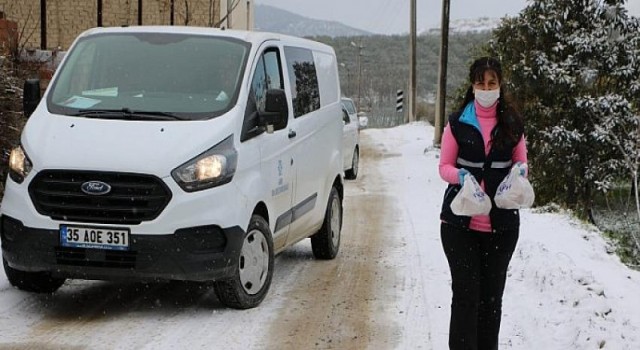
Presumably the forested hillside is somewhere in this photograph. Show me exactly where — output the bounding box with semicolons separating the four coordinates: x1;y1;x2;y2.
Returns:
312;32;491;126
255;4;372;37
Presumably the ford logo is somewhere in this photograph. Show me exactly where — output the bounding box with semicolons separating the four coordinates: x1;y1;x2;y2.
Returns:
81;181;112;195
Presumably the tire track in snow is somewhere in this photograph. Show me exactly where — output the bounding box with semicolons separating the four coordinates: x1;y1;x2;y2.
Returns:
265;132;404;349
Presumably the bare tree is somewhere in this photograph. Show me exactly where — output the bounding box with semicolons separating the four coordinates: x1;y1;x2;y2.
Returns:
215;0;241;28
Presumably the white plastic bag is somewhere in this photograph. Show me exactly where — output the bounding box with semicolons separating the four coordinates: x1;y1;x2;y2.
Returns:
495;163;535;209
450;174;492;216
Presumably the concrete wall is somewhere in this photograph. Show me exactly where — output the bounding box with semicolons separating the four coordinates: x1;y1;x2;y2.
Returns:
0;0;253;51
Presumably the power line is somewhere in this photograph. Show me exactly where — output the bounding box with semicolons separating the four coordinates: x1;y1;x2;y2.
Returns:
369;0;399;35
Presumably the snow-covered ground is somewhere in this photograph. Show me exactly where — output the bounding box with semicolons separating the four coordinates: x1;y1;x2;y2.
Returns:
376;123;640;349
1;122;639;349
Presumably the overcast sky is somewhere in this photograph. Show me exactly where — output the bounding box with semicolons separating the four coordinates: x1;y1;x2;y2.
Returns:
256;0;640;35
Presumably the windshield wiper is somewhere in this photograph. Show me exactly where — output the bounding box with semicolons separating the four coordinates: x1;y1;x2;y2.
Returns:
71;109;126;118
126;110;187;120
70;108;185;120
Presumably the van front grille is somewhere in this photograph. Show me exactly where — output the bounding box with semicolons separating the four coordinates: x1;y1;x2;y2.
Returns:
29;170;172;225
55;247;137;268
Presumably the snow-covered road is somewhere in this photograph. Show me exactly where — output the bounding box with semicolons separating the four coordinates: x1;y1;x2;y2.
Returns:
1;123;639;349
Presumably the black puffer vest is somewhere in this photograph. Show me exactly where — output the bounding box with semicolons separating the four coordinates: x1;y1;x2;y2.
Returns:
440;103;524;233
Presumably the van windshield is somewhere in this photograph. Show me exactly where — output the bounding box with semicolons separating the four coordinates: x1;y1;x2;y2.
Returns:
47;33;250;120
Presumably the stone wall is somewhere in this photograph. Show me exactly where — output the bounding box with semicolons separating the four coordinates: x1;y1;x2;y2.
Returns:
48;0;97;49
0;1;39;51
0;0;250;51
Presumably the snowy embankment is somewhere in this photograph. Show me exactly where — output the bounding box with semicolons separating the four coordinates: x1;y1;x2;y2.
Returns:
377;122;640;349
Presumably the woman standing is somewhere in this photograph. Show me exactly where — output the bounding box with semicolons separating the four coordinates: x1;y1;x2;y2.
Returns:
439;57;527;350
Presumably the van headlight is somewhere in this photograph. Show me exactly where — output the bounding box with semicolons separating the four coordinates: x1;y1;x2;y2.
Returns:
171;135;238;192
8;145;33;184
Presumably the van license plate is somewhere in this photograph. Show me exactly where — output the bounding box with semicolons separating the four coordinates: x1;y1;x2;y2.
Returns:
60;225;130;251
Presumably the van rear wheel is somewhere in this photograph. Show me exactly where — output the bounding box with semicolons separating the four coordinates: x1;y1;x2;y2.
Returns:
214;215;274;309
345;147;359;180
311;187;342;259
3;257;65;293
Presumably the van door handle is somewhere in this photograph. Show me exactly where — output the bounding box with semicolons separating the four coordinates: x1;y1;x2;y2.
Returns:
288;130;297;139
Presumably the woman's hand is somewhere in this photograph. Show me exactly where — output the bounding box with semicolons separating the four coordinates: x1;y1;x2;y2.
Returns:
458;168;470;185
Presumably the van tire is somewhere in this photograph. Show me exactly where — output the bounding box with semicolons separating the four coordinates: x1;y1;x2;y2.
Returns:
345;147;359;180
214;215;274;309
311;187;342;259
3;258;65;293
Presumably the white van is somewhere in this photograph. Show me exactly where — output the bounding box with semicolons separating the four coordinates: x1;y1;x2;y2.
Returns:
0;26;344;309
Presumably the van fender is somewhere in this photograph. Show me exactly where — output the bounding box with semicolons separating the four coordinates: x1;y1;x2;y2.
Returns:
233;173;272;230
231;182;252;230
235;174;291;251
323;147;344;206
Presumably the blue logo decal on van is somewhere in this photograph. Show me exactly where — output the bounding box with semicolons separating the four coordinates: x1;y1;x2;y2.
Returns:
81;181;112;195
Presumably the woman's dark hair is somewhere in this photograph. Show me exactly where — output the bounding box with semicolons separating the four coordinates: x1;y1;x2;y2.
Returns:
459;57;523;149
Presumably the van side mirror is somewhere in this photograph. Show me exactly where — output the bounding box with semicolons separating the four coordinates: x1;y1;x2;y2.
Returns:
260;89;288;132
23;79;41;118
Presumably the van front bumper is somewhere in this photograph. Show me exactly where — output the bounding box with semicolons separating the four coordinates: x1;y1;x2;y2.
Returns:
0;215;244;282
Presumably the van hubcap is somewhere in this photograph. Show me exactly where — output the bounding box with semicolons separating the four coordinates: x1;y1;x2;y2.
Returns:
330;197;341;247
353;151;359;175
239;229;269;295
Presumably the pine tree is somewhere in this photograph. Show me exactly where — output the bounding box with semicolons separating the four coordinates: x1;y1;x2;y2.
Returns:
487;0;640;213
578;95;640;254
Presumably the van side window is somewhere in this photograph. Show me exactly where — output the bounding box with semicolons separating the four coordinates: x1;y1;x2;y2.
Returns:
251;56;268;113
251;50;284;114
284;47;320;118
264;51;284;90
343;100;356;115
242;48;285;142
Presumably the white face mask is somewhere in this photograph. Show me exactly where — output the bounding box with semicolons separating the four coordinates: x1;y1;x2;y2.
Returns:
474;89;500;108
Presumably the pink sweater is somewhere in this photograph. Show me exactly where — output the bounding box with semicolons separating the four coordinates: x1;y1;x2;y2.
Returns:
439;101;528;233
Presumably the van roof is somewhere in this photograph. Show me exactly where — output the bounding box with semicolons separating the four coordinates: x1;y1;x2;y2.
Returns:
79;26;335;54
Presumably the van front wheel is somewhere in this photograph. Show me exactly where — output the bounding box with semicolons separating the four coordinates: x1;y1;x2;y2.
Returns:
3;257;65;293
311;187;342;259
345;147;359;180
214;215;274;309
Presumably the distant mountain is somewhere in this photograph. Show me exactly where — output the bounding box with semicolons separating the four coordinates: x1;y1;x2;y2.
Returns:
255;4;372;37
422;17;502;35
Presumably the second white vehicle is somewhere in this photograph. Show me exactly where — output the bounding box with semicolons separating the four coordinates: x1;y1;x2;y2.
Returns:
341;97;359;180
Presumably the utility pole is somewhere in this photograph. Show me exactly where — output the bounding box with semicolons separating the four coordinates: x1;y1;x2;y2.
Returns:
170;0;175;25
409;0;417;123
434;0;451;146
41;0;47;49
96;0;102;27
351;41;364;110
